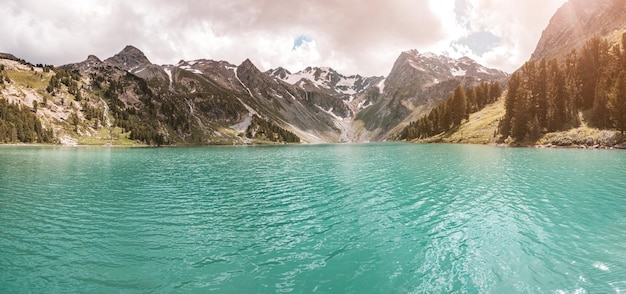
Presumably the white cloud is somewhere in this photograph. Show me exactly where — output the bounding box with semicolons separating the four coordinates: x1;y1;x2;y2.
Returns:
0;0;568;76
445;0;569;72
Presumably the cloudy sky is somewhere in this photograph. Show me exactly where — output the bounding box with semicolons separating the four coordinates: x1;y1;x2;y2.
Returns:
0;0;568;76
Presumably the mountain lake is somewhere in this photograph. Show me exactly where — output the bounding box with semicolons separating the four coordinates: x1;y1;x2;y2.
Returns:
1;143;625;293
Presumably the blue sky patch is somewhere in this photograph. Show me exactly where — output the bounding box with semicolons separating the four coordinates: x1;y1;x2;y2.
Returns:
293;35;313;50
453;31;501;56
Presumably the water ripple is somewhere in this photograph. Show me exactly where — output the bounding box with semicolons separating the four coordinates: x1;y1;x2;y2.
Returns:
1;144;626;292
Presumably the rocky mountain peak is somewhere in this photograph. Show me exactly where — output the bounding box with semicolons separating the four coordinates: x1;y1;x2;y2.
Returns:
58;54;104;71
86;55;101;63
240;58;255;67
80;55;103;68
119;45;145;56
266;67;292;80
237;58;261;74
356;49;507;139
268;65;382;96
104;45;151;70
458;56;474;63
234;60;259;80
387;50;506;84
401;49;420;58
531;0;626;61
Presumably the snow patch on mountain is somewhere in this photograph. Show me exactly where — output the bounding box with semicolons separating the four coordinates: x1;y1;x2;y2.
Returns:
231;66;255;98
230;101;258;132
163;67;173;90
268;66;381;96
358;100;373;109
400;50;507;79
451;68;467;77
175;60;204;74
181;66;203;74
335;76;358;95
377;79;386;94
284;67;326;87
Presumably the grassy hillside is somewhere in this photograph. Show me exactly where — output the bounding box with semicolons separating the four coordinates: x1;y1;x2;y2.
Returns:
413;96;626;148
414;98;504;144
0;59;143;145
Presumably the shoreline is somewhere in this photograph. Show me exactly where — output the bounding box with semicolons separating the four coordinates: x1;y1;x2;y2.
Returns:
0;140;305;148
0;143;148;148
3;140;626;150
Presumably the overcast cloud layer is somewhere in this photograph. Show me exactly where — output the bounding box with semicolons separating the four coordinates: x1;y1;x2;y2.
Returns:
0;0;567;76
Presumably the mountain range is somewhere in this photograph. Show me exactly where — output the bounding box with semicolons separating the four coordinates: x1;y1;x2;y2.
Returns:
3;0;623;146
0;42;506;145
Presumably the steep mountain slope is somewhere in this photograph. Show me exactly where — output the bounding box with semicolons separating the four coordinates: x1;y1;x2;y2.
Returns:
2;46;353;145
355;50;507;140
149;55;351;142
415;0;626;147
532;0;626;61
1;45;507;145
267;66;382;96
233;59;344;142
267;66;384;120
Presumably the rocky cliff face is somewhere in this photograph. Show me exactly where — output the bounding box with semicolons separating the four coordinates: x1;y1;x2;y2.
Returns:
52;46;351;144
1;45;506;145
104;45;151;71
532;0;626;61
354;50;507;140
268;66;382;96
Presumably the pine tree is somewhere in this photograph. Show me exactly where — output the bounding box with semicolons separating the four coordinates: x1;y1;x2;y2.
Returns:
578;37;609;110
500;72;521;139
511;87;530;141
565;49;581;122
608;70;626;135
521;61;537;120
547;59;567;131
489;82;503;103
622;32;626;70
465;87;477;113
535;59;548;128
450;86;467;126
592;76;612;128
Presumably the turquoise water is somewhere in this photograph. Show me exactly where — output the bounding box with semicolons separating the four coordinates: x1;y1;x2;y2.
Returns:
1;143;625;293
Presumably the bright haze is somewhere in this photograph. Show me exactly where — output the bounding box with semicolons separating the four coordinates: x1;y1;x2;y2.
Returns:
0;0;567;76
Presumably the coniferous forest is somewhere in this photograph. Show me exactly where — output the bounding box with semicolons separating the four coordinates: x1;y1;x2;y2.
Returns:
0;64;54;143
500;33;626;141
245;115;301;143
0;97;55;143
401;33;626;143
399;81;502;140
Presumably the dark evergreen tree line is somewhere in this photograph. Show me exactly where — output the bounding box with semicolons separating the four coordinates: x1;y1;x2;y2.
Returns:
35;64;54;73
0;98;54;143
245;115;300;143
82;102;105;127
0;64;12;85
97;74;168;146
500;33;626;141
46;68;82;100
399;81;502;140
